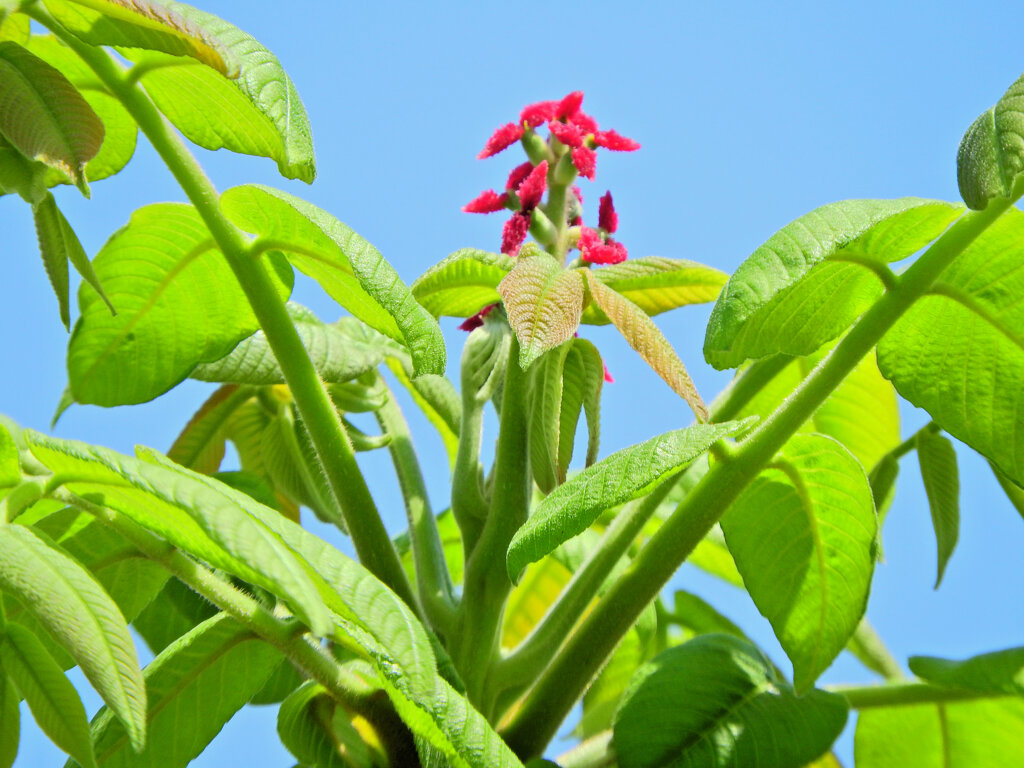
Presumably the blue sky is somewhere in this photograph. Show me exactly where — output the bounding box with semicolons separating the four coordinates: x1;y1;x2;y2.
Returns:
3;1;1024;765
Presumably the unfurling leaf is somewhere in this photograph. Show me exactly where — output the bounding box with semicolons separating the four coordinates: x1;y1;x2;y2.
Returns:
167;384;249;474
916;430;960;588
499;252;584;369
0;40;103;194
612;634;848;768
957;72;1024;209
412;248;514;318
278;680;385;768
721;434;877;692
585;271;708;421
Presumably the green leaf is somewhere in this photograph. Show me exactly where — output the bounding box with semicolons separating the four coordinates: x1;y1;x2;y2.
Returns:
559;337;603;476
121;1;315;181
0;11;29;44
26;432;332;638
220;185;444;375
412;248;514;318
33;191;114;329
528;342;573;494
585;271;708;420
877;206;1024;486
498;252;584;369
577;621;654;740
24;36;138;189
507;419;755;582
67;203;293;406
192;314;386;386
990;460;1024;521
0;422;20;489
131;578;216;656
704;199;963;370
728;340;900;474
855;698;1024;768
613;634;848;768
1;622;98;768
721;434;877;692
0;668;18;768
0;523;146;750
42;0;231;73
277;681;379;768
166;384;249;473
0;40;103;194
916;431;960;588
909;646;1024;696
0;132;37;199
957;72;1024;210
669;590;748;640
581;257;727;324
84;613;283;768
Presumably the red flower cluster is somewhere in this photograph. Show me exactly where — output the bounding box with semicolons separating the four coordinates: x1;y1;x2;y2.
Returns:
463;91;639;257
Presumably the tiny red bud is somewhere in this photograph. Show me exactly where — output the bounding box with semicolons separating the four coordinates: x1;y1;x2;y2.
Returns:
478;122;524;159
459;303;498;331
571;146;597;180
556;91;584;120
463;189;509;213
594;129;640;151
501;211;531;255
506;161;535;191
598;191;618;233
517;160;548;210
549;120;583;148
602;361;615;384
520;99;558;128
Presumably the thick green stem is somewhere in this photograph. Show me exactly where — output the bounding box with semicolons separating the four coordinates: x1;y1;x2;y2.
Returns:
502;196;1019;758
450;388;488;552
545;180;570;262
373;376;457;634
708;354;792;423
453;338;531;706
33;12;419;614
832;681;1011;709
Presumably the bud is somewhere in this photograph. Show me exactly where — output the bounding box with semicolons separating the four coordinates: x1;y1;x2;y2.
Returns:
461;307;512;404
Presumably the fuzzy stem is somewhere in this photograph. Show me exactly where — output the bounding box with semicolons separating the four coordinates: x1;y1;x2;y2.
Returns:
31;9;420;615
832;681;1011;709
502;193;1019;759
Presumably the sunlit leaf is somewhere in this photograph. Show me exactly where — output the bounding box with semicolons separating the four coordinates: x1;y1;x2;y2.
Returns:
507;419;754;582
0;523;146;750
705;199;962;369
528;342;572;494
0;668;18;768
990;460;1024;521
67;203;293;406
586;271;708;420
916;430;960;588
560;337;603;474
0;10;29;43
877;206;1024;486
0;420;21;490
278;681;382;768
0;40;102;193
855;698;1024;768
957;71;1024;209
613;634;848;768
582;257;726;324
721;434;877;692
412;248;513;318
1;622;98;768
220;185;444;376
131;578;217;656
909;646;1024;696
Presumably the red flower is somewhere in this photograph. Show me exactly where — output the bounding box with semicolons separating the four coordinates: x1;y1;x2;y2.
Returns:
502;211;531;255
594;129;640;151
602;361;615;383
572;111;599;135
459;303;498;331
506;161;534;191
478;122;524;159
520;99;558;128
598;191;618;232
556;91;584;120
463;189;509;214
571;146;597;180
572;186;584;205
517;161;548;210
549;120;583;148
579;225;628;264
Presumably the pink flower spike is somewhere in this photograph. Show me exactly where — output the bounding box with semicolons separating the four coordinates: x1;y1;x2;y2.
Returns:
571;146;597;180
556;91;584;120
594;129;640;151
506;161;534;191
571;111;599;135
585;243;628;264
459;303;498;331
520;100;558;128
478;122;524;159
549;120;583;148
578;225;603;254
463;189;509;214
517;160;548;210
598;191;618;233
501;211;531;255
602;361;615;384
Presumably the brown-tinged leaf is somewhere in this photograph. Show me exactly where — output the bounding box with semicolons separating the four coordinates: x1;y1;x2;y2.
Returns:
585;271;708;421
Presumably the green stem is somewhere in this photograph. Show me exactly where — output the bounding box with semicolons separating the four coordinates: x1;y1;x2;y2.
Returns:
502;194;1019;759
495;478;678;697
450;389;487;552
890;421;940;461
545;180;570;262
849;618;904;680
453;337;531;707
708;354;792;423
373;376;457;634
832;680;1011;709
32;10;420;615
